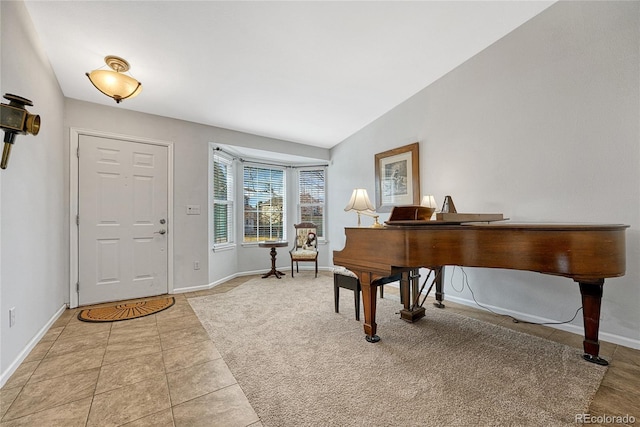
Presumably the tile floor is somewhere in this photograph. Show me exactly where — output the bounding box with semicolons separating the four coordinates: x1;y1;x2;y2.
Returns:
1;272;639;426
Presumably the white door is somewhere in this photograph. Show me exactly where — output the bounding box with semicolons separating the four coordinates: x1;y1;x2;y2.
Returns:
78;134;168;305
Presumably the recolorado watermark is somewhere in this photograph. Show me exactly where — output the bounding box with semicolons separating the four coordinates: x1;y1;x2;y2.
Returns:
576;413;636;424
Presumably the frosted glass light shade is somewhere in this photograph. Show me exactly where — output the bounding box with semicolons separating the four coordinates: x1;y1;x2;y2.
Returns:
87;70;142;103
86;56;142;103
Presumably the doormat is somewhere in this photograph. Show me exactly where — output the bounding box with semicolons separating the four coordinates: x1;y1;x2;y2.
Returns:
77;297;175;322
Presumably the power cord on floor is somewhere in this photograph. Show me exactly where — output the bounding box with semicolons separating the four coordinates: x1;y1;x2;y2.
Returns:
447;266;583;326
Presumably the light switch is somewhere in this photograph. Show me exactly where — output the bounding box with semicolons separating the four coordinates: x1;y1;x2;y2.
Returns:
186;205;201;215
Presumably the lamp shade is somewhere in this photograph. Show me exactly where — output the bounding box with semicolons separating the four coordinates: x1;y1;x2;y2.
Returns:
344;188;375;212
421;195;437;209
86;56;142;103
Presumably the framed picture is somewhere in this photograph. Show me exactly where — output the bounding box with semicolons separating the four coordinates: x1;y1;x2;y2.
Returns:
374;142;420;212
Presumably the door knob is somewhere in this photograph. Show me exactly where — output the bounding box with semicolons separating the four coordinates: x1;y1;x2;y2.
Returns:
155;229;167;235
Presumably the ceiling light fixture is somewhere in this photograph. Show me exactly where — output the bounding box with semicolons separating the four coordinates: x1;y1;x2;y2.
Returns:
86;55;142;103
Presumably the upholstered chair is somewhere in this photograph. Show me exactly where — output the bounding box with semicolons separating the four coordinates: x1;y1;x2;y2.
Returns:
289;222;318;277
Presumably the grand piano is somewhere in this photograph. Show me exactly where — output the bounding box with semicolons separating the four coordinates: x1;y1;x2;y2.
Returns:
333;221;628;365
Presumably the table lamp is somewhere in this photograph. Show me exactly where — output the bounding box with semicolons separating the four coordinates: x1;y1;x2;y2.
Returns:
420;195;438;220
344;189;383;228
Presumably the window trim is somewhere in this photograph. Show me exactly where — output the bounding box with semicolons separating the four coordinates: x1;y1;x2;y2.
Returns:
296;166;326;241
210;146;236;251
242;162;287;244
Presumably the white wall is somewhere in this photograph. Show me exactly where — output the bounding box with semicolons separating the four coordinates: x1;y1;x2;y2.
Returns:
1;0;67;384
3;0;636;388
329;1;640;348
1;0;331;382
65;99;331;292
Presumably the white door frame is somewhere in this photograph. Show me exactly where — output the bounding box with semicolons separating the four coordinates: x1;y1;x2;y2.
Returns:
69;128;174;308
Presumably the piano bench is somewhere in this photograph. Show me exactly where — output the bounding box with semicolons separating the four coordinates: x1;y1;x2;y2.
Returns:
333;267;384;321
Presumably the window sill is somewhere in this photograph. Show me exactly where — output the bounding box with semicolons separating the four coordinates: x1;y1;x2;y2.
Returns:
241;242;262;248
212;243;236;252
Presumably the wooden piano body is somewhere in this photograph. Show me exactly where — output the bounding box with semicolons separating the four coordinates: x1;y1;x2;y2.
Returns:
333;222;628;365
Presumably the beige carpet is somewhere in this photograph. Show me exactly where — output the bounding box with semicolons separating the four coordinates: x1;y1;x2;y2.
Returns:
189;274;606;426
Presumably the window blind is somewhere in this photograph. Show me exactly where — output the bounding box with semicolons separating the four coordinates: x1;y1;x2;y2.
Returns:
243;165;286;242
212;152;234;244
298;168;325;238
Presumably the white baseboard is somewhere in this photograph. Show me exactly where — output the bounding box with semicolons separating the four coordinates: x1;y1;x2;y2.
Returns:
173;266;332;294
0;303;67;388
173;269;271;293
444;295;640;350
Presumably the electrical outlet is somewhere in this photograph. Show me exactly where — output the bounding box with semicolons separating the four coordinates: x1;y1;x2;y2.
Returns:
194;261;200;270
9;307;16;327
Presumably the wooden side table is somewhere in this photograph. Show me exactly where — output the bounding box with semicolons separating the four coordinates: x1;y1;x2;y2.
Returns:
258;241;288;279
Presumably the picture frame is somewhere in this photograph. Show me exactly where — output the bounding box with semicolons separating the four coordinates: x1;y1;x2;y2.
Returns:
374;142;420;212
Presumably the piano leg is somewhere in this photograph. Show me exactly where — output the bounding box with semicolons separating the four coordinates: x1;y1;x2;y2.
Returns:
578;279;609;366
433;267;445;309
399;269;426;322
361;277;380;343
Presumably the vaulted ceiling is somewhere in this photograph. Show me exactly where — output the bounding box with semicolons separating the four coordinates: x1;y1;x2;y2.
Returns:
24;1;554;148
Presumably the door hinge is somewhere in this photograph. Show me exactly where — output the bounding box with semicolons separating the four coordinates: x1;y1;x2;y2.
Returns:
76;147;79;158
76;215;79;225
76;282;80;293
